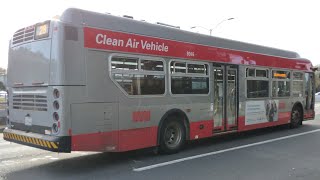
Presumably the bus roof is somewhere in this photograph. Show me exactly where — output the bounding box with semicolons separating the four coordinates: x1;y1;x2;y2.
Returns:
60;8;302;60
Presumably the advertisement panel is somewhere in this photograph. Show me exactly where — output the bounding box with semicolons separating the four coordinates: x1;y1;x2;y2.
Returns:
245;100;279;125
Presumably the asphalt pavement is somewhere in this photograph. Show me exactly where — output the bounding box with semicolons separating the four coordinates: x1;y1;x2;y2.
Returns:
0;104;319;180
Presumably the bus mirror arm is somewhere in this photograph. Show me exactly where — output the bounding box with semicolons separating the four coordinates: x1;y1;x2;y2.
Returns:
311;67;318;72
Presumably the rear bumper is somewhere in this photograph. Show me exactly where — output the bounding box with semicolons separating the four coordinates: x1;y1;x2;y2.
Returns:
3;128;71;152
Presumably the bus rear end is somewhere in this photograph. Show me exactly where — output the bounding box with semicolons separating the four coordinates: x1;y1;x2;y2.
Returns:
3;20;71;152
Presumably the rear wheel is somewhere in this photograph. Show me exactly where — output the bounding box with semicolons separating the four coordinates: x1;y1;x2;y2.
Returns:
159;117;186;154
290;106;303;128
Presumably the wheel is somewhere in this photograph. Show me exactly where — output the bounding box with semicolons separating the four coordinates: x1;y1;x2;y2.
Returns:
159;117;186;154
290;106;302;128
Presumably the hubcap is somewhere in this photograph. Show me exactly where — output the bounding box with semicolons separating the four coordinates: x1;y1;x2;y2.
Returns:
164;123;182;148
292;110;300;124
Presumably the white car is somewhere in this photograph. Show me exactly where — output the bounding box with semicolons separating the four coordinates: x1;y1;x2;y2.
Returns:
316;92;320;102
0;91;7;97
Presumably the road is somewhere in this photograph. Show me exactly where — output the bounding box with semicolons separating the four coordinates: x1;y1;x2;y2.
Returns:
0;105;320;180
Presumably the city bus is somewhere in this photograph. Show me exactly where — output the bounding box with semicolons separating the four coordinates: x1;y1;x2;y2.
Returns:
3;8;315;154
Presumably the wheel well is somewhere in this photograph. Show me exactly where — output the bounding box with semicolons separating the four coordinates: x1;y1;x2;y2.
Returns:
157;109;190;145
292;102;304;123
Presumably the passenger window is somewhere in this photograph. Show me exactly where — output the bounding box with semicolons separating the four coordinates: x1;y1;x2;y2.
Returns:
171;76;209;94
292;72;303;97
187;64;207;75
111;56;165;96
171;62;186;73
246;68;255;77
272;70;290;97
111;57;138;70
247;80;269;98
113;74;165;95
170;60;209;95
141;60;164;71
246;68;269;98
256;69;268;78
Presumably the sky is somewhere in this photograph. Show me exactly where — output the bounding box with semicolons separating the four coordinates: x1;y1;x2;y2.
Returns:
0;0;319;69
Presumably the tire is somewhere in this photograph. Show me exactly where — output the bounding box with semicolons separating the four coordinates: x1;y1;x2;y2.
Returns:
159;117;186;154
290;106;303;128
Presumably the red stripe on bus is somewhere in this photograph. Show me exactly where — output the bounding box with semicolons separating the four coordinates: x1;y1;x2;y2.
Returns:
304;111;315;119
118;126;157;151
84;27;312;71
71;113;294;152
71;126;157;152
189;120;213;140
71;131;117;152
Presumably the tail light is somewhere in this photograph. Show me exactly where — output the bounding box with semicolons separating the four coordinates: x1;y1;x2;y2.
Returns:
52;123;59;133
53;101;59;110
53;112;59;121
53;89;60;99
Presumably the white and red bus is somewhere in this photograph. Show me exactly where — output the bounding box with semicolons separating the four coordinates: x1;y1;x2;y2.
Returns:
3;8;315;154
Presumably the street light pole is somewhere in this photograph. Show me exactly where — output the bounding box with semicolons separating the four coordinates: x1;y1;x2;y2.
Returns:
213;18;234;33
191;18;235;36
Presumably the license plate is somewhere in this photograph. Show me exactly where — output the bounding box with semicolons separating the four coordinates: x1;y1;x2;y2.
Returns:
25;116;32;126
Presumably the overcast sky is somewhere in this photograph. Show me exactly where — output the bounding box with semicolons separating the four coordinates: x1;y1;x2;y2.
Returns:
0;0;319;69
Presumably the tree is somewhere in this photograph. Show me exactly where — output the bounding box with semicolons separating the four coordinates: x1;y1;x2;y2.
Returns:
0;67;6;76
0;82;5;91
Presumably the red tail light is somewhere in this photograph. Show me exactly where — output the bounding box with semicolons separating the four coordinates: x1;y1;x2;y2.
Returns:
53;89;60;99
53;112;59;121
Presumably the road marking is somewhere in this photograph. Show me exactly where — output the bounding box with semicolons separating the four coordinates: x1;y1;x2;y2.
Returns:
133;129;320;172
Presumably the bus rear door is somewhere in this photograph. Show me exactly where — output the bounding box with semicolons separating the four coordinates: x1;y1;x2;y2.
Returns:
212;64;238;132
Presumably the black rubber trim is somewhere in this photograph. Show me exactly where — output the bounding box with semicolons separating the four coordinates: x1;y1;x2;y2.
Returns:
3;128;71;153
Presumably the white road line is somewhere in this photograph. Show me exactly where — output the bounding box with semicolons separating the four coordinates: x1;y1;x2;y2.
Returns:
133;129;320;172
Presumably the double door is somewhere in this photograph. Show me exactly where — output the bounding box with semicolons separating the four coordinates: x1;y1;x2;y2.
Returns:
212;64;238;132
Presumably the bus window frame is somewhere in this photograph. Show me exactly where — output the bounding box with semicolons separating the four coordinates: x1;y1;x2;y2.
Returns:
245;67;270;99
168;59;210;97
109;53;167;98
291;71;304;98
271;69;291;98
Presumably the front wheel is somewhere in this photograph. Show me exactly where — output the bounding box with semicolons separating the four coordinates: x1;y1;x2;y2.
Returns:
290;106;303;128
159;118;186;154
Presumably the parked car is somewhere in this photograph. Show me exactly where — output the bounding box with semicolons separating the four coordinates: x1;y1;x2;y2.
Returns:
0;91;7;97
316;92;320;102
